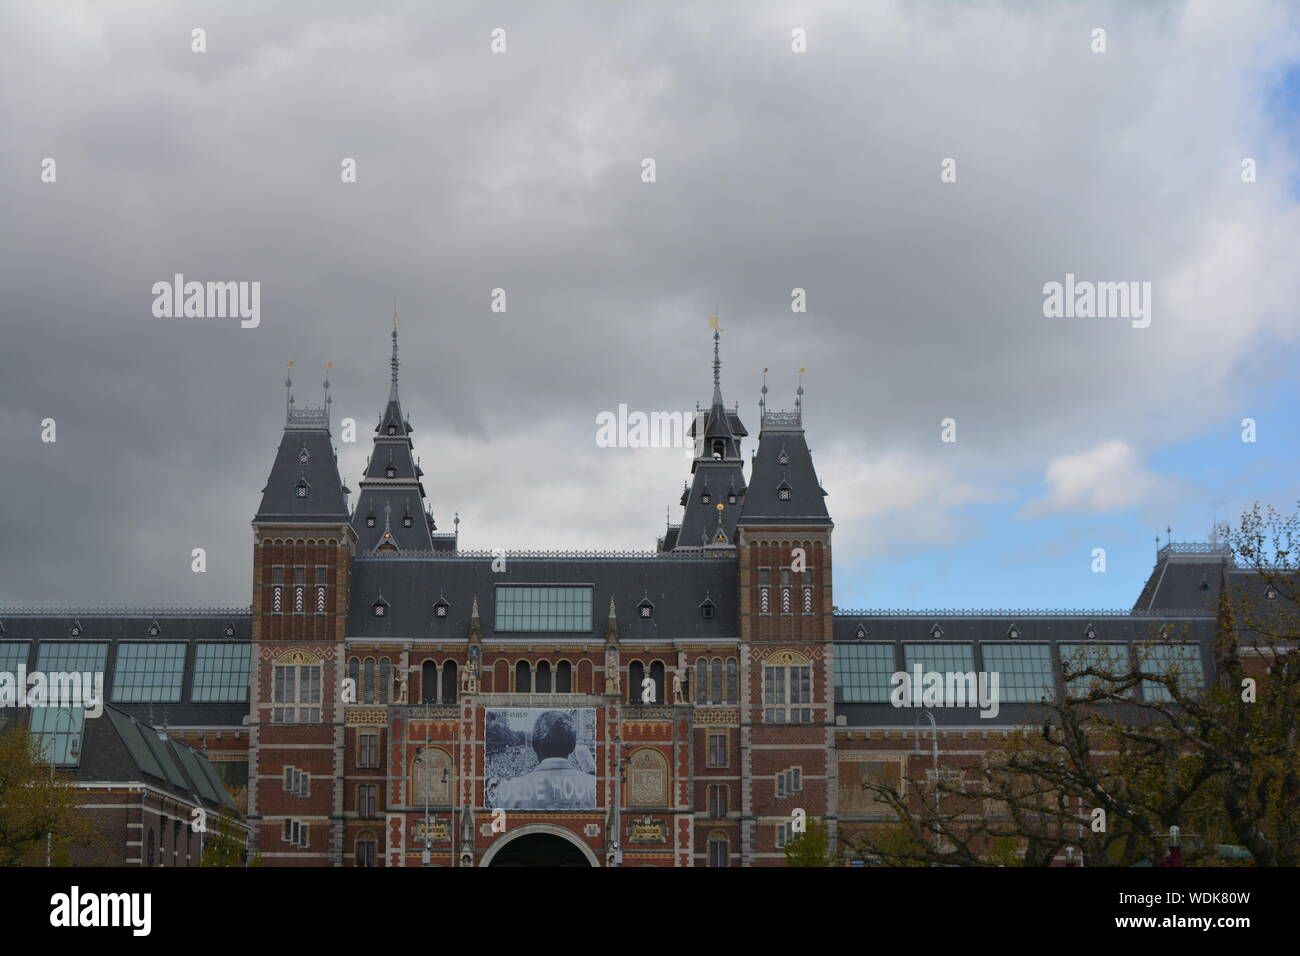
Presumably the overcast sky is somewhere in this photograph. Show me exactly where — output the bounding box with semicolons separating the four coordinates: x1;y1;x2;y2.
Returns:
3;0;1299;613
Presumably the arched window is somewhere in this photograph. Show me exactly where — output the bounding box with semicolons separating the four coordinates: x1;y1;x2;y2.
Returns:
363;659;375;704
515;661;532;693
708;831;729;867
349;658;360;699
441;661;457;702
649;661;666;704
628;661;644;703
356;831;377;868
536;660;552;693
726;658;738;704
555;661;572;693
696;658;708;705
421;661;437;703
379;659;391;704
712;658;723;705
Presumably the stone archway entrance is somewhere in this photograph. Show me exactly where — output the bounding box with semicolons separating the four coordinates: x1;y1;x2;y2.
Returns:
482;825;599;867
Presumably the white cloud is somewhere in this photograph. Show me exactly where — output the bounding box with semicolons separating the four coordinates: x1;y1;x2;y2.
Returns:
1022;440;1163;517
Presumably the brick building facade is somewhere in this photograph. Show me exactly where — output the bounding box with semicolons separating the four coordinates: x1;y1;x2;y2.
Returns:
1;324;1270;866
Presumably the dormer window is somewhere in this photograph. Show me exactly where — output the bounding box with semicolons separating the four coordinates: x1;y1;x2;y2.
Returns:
70;622;82;637
728;493;737;504
402;514;413;528
147;622;161;638
224;624;236;638
1007;624;1021;640
298;445;310;465
433;599;449;619
1085;624;1098;641
777;482;792;501
372;598;389;618
700;598;716;620
1265;586;1278;600
385;464;396;479
855;624;867;640
366;513;376;528
930;623;943;640
387;425;396;436
638;597;654;619
295;479;310;499
701;492;711;505
778;447;790;466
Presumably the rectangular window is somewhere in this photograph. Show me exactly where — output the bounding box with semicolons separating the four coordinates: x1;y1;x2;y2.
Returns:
494;585;594;632
1059;644;1131;699
708;785;728;818
759;568;771;587
112;642;186;702
0;641;30;674
835;643;897;703
192;643;251;702
776;824;789;849
359;784;377;818
29;705;86;767
903;642;975;674
314;565;328;585
982;643;1054;703
359;733;378;769
764;665;811;723
1135;643;1204;702
707;733;728;768
273;664;321;723
357;839;376;868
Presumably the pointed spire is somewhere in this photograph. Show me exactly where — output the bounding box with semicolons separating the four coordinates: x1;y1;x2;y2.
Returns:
389;308;400;401
759;367;768;418
795;367;805;422
710;315;723;407
606;595;620;644
323;361;333;427
285;357;295;420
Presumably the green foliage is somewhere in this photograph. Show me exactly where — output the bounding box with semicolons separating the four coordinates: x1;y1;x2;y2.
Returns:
784;817;832;866
0;723;97;866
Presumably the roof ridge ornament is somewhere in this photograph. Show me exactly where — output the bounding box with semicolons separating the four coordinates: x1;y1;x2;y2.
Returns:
390;307;400;401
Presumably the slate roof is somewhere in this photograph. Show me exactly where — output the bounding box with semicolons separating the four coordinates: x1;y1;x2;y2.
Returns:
86;705;236;809
737;414;830;527
254;410;350;524
0;702;239;811
346;553;739;643
676;461;747;548
352;326;440;552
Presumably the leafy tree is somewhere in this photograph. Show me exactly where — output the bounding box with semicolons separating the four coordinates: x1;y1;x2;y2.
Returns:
198;805;254;866
843;504;1299;867
0;722;97;866
784;817;832;866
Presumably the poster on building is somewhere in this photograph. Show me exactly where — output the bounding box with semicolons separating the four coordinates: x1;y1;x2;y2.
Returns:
485;708;597;810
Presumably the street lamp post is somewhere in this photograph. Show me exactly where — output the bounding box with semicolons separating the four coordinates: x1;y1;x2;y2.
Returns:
415;721;431;867
45;708;80;868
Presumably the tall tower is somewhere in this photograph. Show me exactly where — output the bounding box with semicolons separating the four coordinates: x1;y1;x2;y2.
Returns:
669;321;749;549
248;364;355;866
734;374;834;865
352;317;441;553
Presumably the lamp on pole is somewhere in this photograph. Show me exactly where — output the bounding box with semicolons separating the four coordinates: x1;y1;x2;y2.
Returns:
45;708;80;868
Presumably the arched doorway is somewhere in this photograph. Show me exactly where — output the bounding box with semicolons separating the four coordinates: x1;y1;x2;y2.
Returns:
482;825;599;867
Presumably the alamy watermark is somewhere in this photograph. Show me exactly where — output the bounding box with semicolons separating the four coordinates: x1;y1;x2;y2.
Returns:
0;668;104;717
1042;273;1151;329
890;666;1001;718
151;274;260;328
595;406;704;458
